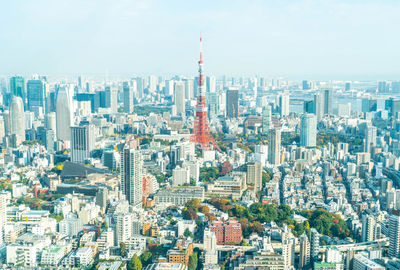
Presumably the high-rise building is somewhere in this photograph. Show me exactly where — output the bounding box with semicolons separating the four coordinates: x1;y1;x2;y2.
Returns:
389;211;400;258
299;233;310;269
300;114;317;147
361;212;376;242
10;96;25;144
121;144;143;207
70;125;95;163
345;82;352;91
378;81;389;92
262;105;272;134
27;79;47;112
268;129;281;165
102;150;120;171
204;229;217;252
172;166;190;186
184;79;194;100
206;92;218;118
206;76;216;93
123;81;134;113
304;100;314;114
105;85;118;113
302;80;311;90
165;79;174;96
135;77;145;99
148;75;157;92
96;187;108;210
10;76;25;106
247;162;262;193
362;98;377;112
0;192;8;243
310;228;320;263
226;88;239;118
45;112;57;138
322;88;333;115
282;238;294;268
279;94;290;117
116;213;133;244
56;85;74;141
359;123;377;154
314;93;324;120
174;82;185;116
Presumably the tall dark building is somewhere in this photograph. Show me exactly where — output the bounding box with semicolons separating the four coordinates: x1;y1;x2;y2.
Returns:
323;89;333;115
226;88;239;118
10;76;25;105
345;82;351;91
27;80;46;111
302;80;311;90
304;100;314;114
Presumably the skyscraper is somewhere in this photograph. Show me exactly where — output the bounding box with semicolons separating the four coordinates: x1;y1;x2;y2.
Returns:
299;233;310;269
184;79;194;100
10;76;25;106
0;192;7;243
45;112;57;138
345;82;352;91
300;114;317;147
304;100;314;114
56;85;74;141
226;88;239;118
206;92;218;118
262;105;272;134
116;213;133;244
123;81;134;113
310;228;320;263
10;96;25;144
302;80;311;90
268;129;281;165
279;94;290;117
314;93;324;120
105;85;118;113
70;125;95;163
206;76;216;93
322;88;333;115
247;162;262;193
174;81;185;116
389;211;400;258
361;212;377;242
121;143;143;207
27;79;47;112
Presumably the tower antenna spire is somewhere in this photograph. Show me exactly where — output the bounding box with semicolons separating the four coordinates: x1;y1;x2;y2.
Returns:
191;33;220;151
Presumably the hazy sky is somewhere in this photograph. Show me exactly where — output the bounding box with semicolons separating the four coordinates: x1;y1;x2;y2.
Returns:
1;0;400;79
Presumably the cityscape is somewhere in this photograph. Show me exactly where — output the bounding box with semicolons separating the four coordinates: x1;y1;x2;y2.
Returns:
2;1;400;270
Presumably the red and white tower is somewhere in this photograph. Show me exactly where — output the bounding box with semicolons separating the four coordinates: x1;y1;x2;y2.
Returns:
191;35;219;151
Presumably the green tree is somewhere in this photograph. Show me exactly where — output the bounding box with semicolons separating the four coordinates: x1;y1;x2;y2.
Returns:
184;228;194;238
188;252;198;270
140;252;153;267
128;254;142;270
120;242;126;257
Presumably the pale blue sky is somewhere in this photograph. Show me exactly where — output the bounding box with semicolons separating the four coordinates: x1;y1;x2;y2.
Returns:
1;0;400;79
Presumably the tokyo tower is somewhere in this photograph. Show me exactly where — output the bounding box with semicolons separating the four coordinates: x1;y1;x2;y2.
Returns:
191;35;220;151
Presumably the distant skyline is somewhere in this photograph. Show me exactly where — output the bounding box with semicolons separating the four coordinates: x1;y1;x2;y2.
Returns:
1;0;400;80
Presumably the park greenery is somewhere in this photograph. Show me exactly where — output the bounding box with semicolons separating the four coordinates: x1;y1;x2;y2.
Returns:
300;209;352;239
208;198;352;240
188;250;199;270
183;198;211;221
199;166;219;182
134;105;170;116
